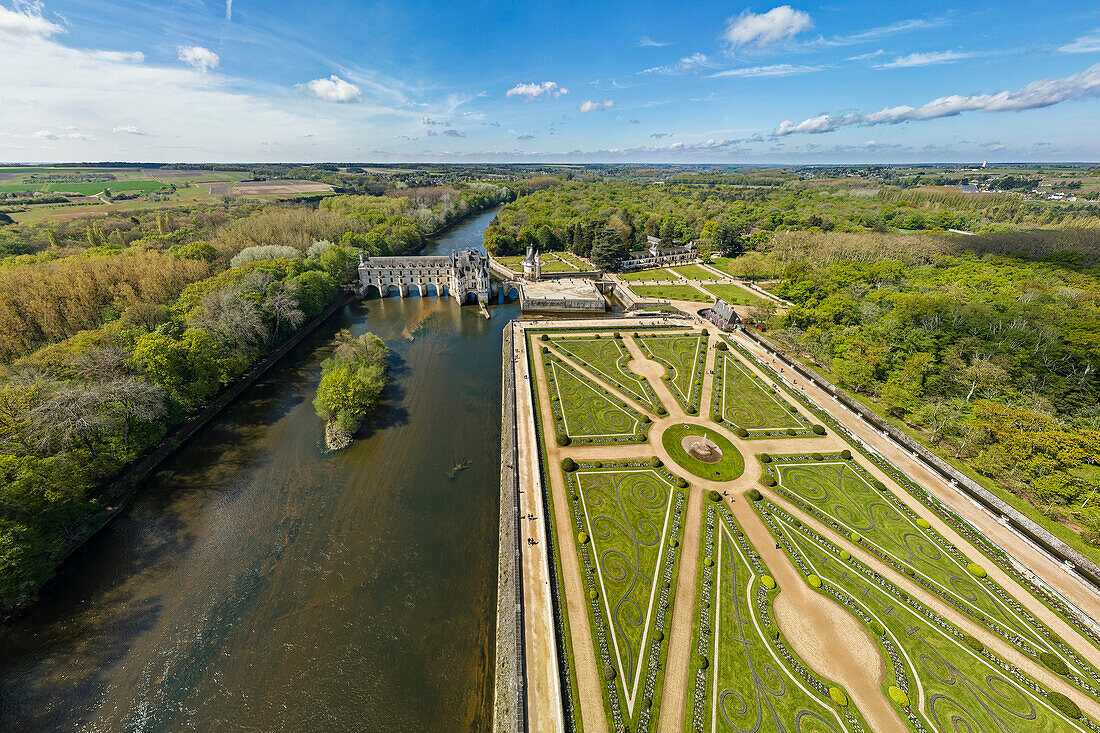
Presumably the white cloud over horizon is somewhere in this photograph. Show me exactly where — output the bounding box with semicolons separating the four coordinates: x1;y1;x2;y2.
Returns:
709;63;823;78
774;63;1100;136
506;81;567;100
874;50;980;69
299;75;363;103
1059;30;1100;54
578;99;614;112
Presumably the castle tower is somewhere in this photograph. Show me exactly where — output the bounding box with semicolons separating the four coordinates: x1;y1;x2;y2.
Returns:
522;245;541;281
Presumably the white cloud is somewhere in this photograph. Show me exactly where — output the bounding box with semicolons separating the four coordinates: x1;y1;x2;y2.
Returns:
874;50;978;69
112;125;148;135
177;45;219;71
578;99;614;113
634;35;670;47
828;16;951;45
299;75;362;103
91;50;145;63
0;1;63;37
847;49;885;62
709;63;823;78
774;62;1100;136
32;128;94;141
1059;30;1100;54
443;129;465;138
225;0;232;22
506;81;567;99
723;6;813;50
643;52;714;75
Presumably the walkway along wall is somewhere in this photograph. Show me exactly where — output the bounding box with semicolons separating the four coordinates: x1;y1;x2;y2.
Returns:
740;327;1100;594
0;291;359;621
493;326;527;733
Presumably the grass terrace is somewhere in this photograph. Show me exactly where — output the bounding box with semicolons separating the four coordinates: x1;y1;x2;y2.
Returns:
629;285;712;303
687;502;868;733
542;350;651;444
563;463;687;733
669;264;717;281
764;455;1100;689
618;268;680;282
548;334;663;412
757;500;1095;733
702;283;767;307
637;332;708;414
711;347;814;437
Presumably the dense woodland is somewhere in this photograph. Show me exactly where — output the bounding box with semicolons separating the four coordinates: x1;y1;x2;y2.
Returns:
0;182;511;609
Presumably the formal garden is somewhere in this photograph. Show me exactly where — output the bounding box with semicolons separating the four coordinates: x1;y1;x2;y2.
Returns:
630;284;713;303
542;350;651;444
562;462;688;733
669;264;718;280
687;502;868;733
637;332;708;414
711;344;816;437
548;333;663;412
756;499;1094;732
763;454;1100;693
618;267;679;281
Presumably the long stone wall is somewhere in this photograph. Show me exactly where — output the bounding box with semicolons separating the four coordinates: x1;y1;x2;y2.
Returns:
493;326;526;733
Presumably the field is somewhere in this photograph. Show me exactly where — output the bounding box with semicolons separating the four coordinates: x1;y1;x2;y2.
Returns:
618;268;679;281
629;284;712;303
687;502;867;733
702;282;766;307
669;264;717;280
547;334;662;411
564;463;686;732
636;332;707;413
542;350;649;443
43;181;167;195
711;347;814;436
759;499;1093;732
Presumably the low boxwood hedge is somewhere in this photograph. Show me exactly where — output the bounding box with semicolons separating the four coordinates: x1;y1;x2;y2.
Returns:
1049;691;1082;718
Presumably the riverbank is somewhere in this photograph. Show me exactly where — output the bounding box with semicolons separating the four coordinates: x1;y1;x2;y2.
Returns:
1;290;356;623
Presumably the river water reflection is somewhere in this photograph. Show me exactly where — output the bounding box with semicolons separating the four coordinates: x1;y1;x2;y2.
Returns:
0;208;513;731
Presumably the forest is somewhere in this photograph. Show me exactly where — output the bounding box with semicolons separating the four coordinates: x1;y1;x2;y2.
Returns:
0;182;511;610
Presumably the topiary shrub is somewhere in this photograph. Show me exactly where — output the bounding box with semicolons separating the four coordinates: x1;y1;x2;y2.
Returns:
698;654;709;670
589;589;599;600
807;574;822;588
614;332;622;339
813;424;826;435
1048;691;1082;718
540;334;549;341
676;477;688;488
870;620;885;636
967;563;987;578
736;427;749;438
670;539;679;548
687;406;698;415
840;449;852;460
761;476;777;487
760;454;772;463
850;532;862;543
713;411;724;421
1040;651;1070;675
643;697;652;710
888;686;910;707
593;461;603;468
903;566;915;576
593;333;601;339
557;434;570;447
873;480;886;491
761;575;776;590
704;557;714;567
748;488;763;501
656;405;667;416
654;630;664;642
707;490;723;502
962;634;984;653
650;457;662;467
829;687;848;707
561;457;577;472
786;428;797;436
915;518;931;529
604;665;616;680
839;550;851;561
715;341;727;351
811;452;823;461
641;415;652;424
578;532;589;545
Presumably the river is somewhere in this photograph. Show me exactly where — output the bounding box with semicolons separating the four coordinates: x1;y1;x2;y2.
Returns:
0;207;515;731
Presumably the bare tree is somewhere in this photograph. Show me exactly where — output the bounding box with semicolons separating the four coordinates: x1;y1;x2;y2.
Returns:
264;290;306;345
188;287;269;348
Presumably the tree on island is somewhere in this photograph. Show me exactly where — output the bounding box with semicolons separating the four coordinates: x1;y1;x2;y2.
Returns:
313;330;389;450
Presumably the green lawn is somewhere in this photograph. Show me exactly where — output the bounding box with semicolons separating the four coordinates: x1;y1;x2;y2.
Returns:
712;348;813;436
629;284;712;303
540;257;577;272
759;501;1094;733
637;332;707;413
543;353;649;443
564;464;685;732
688;502;866;733
703;282;767;307
43;180;167;195
555;251;591;269
766;456;1099;689
660;423;743;481
618;268;678;281
549;335;662;412
669;264;716;281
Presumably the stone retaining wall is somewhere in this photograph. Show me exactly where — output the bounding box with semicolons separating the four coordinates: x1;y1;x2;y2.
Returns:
493;325;526;733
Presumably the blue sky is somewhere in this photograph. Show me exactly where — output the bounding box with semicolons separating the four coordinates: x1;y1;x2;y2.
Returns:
1;0;1099;162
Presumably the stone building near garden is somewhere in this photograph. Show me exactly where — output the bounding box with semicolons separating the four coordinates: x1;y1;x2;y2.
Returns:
618;237;698;270
356;248;492;304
